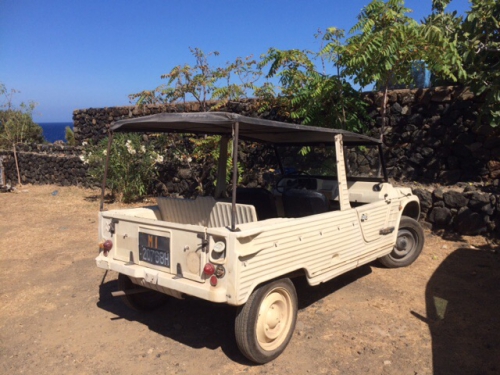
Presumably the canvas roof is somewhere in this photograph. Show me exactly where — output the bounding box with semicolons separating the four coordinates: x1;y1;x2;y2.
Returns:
110;112;381;145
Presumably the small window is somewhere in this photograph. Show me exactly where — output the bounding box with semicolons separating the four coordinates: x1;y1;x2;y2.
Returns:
345;145;383;180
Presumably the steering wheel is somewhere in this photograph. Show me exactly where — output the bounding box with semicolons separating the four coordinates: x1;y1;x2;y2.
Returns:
275;171;311;194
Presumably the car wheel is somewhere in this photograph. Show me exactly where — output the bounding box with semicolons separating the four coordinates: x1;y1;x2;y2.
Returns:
117;273;169;311
235;278;298;364
379;215;424;268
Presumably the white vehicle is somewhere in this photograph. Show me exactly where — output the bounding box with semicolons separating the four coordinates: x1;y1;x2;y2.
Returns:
96;112;423;363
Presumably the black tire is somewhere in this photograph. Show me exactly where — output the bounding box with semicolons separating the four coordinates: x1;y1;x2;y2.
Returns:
235;278;298;364
379;216;425;268
117;273;169;311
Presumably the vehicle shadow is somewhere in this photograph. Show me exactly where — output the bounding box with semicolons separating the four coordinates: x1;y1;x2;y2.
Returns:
412;247;500;375
96;265;372;365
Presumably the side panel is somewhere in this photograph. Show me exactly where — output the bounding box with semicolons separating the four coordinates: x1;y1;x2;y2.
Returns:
232;209;396;305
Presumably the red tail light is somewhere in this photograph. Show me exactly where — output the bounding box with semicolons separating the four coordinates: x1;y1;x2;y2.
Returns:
99;240;113;255
210;275;218;286
102;240;113;251
203;263;215;276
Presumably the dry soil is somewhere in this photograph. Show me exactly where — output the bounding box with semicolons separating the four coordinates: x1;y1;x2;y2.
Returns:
1;185;499;375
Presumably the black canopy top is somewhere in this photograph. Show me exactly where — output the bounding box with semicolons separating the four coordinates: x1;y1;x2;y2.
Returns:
110;112;381;145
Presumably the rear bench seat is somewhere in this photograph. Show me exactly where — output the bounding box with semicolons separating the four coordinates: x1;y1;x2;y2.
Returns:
156;196;257;228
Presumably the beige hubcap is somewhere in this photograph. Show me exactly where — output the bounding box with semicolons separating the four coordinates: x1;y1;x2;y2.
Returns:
256;287;293;351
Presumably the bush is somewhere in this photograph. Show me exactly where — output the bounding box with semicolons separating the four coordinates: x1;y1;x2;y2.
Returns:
82;134;163;202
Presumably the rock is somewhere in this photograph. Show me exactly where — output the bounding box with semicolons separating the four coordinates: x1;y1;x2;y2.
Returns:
433;201;445;208
413;188;432;212
443;191;469;208
391;102;402;114
178;168;192;180
433;188;444;201
466;191;491;210
456;207;487;235
428;207;452;226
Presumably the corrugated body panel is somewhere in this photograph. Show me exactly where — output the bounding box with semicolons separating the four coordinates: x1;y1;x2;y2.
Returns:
156;196;216;226
356;202;390;242
235;210;367;303
234;204;400;303
208;202;257;228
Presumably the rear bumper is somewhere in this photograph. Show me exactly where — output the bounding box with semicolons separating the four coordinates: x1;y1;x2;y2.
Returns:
96;254;228;303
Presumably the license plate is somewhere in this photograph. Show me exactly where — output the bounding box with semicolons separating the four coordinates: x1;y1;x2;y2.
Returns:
138;232;170;267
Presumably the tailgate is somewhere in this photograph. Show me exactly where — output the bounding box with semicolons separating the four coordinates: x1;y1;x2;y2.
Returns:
100;211;208;283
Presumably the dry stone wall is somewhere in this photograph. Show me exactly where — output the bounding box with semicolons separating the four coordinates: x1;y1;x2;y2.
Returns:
2;86;500;237
0;144;90;187
72;87;500;185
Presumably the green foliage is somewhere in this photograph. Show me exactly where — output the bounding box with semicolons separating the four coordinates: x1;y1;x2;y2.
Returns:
83;134;163;202
330;0;465;138
0;83;44;149
460;0;500;126
65;126;76;146
129;48;261;111
257;29;371;132
338;0;464;90
190;136;243;186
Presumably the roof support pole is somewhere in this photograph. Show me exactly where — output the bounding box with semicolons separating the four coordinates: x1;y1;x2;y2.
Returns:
378;144;389;182
230;122;240;231
214;136;229;199
99;131;114;211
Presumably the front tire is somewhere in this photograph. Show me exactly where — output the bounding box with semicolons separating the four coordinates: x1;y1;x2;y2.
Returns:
379;216;424;268
235;278;298;364
117;273;169;311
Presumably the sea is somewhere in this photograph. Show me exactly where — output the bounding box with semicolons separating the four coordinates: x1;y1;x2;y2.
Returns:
38;122;73;143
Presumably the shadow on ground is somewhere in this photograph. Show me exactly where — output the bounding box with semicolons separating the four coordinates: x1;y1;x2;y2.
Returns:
414;247;500;375
96;265;372;365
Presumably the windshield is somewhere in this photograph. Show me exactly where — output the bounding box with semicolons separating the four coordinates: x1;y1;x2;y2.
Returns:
276;145;337;176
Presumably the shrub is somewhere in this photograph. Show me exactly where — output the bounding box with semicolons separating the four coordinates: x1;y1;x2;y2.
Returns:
82;133;163;202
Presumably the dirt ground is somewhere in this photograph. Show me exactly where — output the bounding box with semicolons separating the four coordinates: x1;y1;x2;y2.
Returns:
1;185;499;375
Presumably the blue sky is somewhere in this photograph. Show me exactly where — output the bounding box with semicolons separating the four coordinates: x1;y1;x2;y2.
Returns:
1;0;472;122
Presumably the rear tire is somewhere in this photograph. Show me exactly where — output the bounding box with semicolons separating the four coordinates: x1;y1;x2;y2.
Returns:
117;273;169;311
235;278;298;364
379;216;424;268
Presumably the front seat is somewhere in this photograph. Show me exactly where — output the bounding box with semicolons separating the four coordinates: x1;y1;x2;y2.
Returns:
282;189;329;218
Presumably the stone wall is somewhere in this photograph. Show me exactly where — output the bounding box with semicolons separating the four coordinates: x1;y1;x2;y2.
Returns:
414;185;500;236
72;100;265;146
72;87;500;185
0;144;90;187
361;87;499;184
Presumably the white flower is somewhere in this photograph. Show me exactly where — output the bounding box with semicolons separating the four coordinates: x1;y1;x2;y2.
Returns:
102;149;107;156
187;157;192;163
140;145;146;153
79;155;88;165
155;155;164;163
125;141;136;155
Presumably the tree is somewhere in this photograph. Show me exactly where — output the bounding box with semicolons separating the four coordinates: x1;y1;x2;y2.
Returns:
129;48;261;111
336;0;465;139
0;83;44;185
0;83;44;149
460;0;500;126
257;29;370;132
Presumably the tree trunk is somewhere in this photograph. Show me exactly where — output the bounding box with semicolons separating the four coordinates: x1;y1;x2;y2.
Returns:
12;143;21;186
380;84;389;141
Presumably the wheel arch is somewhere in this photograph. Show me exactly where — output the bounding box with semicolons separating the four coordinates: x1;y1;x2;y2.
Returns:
401;201;420;221
236;268;306;306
